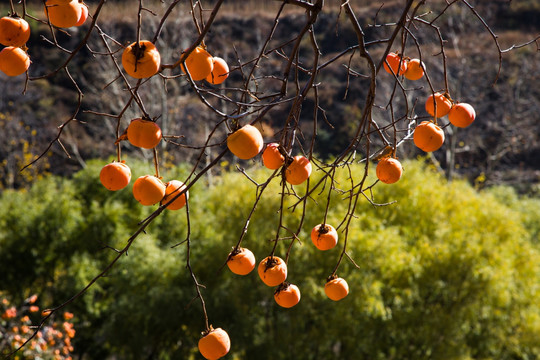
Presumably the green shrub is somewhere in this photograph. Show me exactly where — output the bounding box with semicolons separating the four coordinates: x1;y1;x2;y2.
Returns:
0;160;539;359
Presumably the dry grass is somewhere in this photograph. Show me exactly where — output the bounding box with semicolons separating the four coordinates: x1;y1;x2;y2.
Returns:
2;0;373;25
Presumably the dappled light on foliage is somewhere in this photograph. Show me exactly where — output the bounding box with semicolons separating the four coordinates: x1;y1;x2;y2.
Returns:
0;160;539;358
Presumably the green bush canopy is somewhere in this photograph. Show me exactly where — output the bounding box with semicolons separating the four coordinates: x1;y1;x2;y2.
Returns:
1;160;539;359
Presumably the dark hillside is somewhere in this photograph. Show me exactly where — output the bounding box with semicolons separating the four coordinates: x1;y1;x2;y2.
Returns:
0;0;539;191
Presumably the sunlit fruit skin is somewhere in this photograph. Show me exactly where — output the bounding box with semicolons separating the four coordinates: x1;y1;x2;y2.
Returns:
383;52;407;76
376;157;403;184
274;283;301;308
227;247;256;275
121;40;161;79
258;256;287;287
126;118;162;149
99;162;131;191
44;0;83;28
404;59;425;80
311;224;338;251
325;277;349;301
198;327;230;360
0;16;31;47
132;175;166;206
75;3;88;26
425;92;452;118
226;124;264;160
448;102;476;128
0;47;30;77
413;121;445;152
181;46;214;81
262;143;285;170
285;156;312;185
206;57;229;85
162;180;188;210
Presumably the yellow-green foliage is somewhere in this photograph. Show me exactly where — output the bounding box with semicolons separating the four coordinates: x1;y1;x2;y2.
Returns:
0;159;539;359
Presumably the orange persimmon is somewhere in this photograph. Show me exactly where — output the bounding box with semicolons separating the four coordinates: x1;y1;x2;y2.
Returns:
285;155;312;185
227;124;264;160
198;327;230;360
99;161;131;191
425;92;452;118
311;224;338;251
262;143;285;170
0;16;31;47
404;58;425;80
448;102;476;128
44;0;83;28
121;40;161;79
0;46;30;77
161;180;188;210
274;283;301;308
126;118;162;149
413;121;445;152
258;256;287;287
383;52;407;76
132;175;166;206
206;57;229;85
181;46;213;81
227;247;256;275
376;157;403;184
75;3;88;26
325;277;349;301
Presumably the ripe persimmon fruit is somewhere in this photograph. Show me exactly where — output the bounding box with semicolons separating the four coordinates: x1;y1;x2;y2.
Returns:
404;58;425;80
413;121;445;152
132;175;166;206
227;247;256;275
376;157;403;184
126;118;162;149
44;0;83;28
206;57;229;85
99;161;131;191
274;282;301;308
448;102;476;128
198;327;230;360
226;124;264;160
181;46;213;81
425;92;452;118
75;3;89;26
383;52;407;76
161;180;188;210
285;155;312;185
325;277;349;301
262;143;285;170
311;224;338;251
0;46;30;77
258;256;287;287
122;40;161;79
0;16;31;47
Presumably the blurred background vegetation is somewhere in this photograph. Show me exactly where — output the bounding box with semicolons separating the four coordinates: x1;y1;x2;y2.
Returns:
1;159;540;359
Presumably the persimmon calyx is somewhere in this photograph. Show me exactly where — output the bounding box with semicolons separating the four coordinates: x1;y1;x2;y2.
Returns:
274;281;291;294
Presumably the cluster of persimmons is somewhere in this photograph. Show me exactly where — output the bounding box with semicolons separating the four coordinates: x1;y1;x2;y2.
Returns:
0;1;88;77
100;106;348;360
376;52;477;186
2;4;479;359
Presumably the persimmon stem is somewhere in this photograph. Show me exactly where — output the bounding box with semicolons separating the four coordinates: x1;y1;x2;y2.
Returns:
153;148;160;178
184;200;210;332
